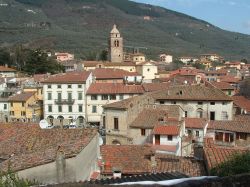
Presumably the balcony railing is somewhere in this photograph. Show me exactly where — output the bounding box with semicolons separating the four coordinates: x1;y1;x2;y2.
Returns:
55;99;75;105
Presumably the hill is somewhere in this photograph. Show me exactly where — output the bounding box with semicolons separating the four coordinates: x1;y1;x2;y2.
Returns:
1;0;250;60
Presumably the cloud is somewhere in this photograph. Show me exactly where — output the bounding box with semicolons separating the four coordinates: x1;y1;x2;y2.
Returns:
229;1;236;6
243;21;250;28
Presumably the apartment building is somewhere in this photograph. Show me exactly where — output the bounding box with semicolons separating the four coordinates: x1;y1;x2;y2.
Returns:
42;71;92;126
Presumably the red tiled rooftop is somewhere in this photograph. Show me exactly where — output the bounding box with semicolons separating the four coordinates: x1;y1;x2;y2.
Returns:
211;81;235;90
86;83;144;94
42;71;91;84
0;124;97;172
219;75;241;83
0;66;17;72
233;96;250;113
185;118;208;129
92;68;138;79
8;91;35;102
153;125;179;135
142;83;171;92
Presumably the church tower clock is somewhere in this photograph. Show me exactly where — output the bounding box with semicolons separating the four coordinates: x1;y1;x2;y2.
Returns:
109;24;123;63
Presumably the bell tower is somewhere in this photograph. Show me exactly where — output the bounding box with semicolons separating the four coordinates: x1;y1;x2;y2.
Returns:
109;24;123;63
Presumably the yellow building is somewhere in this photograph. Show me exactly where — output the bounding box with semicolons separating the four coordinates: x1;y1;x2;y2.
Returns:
8;92;43;123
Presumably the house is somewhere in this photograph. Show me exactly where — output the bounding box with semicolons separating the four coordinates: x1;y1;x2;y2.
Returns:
0;97;9;122
0;66;17;77
0;124;99;184
55;52;74;62
200;54;223;62
210;81;235;96
136;61;158;82
185;118;209;143
152;84;233;121
82;61;137;72
86;83;145;125
207;116;250;147
218;75;241;88
92;68;139;83
224;61;244;70
204;69;227;81
159;54;173;64
42;71;92;127
178;57;198;64
131;53;146;64
203;138;247;175
233;96;250;115
100;145;206;178
8;91;43;122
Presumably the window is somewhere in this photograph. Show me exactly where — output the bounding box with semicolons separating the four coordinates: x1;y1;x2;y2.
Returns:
210;111;215;120
48;105;52;112
168;135;173;141
78;92;83;100
160;101;164;104
119;94;124;100
68;105;72;112
101;95;108;100
110;94;116;100
4;104;7;110
188;130;192;135
79;105;83;112
197;102;203;105
48;93;52;100
228;90;232;95
78;84;82;89
215;132;223;141
47;85;51;89
57;85;61;89
91;95;97;100
171;101;176;104
197;109;203;118
185;111;188;117
221;111;228;120
57;92;62;101
147;68;150;72
22;102;25;107
68;85;72;89
92;105;97;113
58;105;62;112
222;102;227;105
210;102;215;105
103;116;106;128
141;129;146;136
196;131;200;137
10;111;14;115
21;111;26;116
236;132;247;140
114;117;119;130
68;92;72;101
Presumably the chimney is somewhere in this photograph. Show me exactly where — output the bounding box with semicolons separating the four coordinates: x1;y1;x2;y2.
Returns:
113;169;122;179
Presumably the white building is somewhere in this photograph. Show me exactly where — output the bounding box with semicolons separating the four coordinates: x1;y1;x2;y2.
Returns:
152;85;233;121
42;71;93;126
0;66;17;78
86;83;145;125
136;61;158;83
159;54;173;64
0;98;9;122
178;57;198;64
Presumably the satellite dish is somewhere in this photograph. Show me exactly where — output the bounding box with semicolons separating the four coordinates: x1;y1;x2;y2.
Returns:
99;136;104;146
39;119;49;129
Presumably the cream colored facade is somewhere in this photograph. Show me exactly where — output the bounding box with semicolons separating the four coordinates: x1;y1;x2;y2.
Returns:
136;62;158;82
9;93;42;122
132;54;146;64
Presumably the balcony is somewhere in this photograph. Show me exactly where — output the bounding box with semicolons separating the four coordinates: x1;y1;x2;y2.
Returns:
55;99;75;105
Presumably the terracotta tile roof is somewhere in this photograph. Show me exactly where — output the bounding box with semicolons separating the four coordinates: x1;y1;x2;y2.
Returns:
92;68;138;79
87;83;144;94
153;125;180;135
233;96;250;113
101;145;206;176
129;105;182;129
208;119;250;133
42;71;91;84
211;81;235;90
101;145;153;175
8;91;35;102
33;74;50;82
142;83;171;92
185;118;208;129
151;85;232;101
219;75;241;83
203;138;247;170
156;154;206;176
0;66;17;72
0;124;97;172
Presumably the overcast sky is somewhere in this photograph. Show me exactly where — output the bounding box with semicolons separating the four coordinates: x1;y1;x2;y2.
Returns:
132;0;250;35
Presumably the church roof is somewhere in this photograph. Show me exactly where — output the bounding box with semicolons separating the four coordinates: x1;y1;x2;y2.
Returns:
110;24;120;34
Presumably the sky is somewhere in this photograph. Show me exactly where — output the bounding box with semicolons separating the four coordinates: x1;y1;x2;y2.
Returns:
132;0;250;35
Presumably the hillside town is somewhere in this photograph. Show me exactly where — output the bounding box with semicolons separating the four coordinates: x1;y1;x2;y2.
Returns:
0;24;250;186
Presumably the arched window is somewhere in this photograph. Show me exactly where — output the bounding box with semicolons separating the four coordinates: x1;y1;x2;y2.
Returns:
57;116;64;125
196;108;203;118
114;40;119;47
112;140;121;145
78;116;85;126
47;116;54;125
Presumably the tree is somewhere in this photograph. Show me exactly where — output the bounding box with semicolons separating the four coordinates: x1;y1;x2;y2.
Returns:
192;63;206;70
210;151;250;177
23;49;64;75
241;59;248;64
240;78;250;98
99;50;108;61
0;48;11;66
